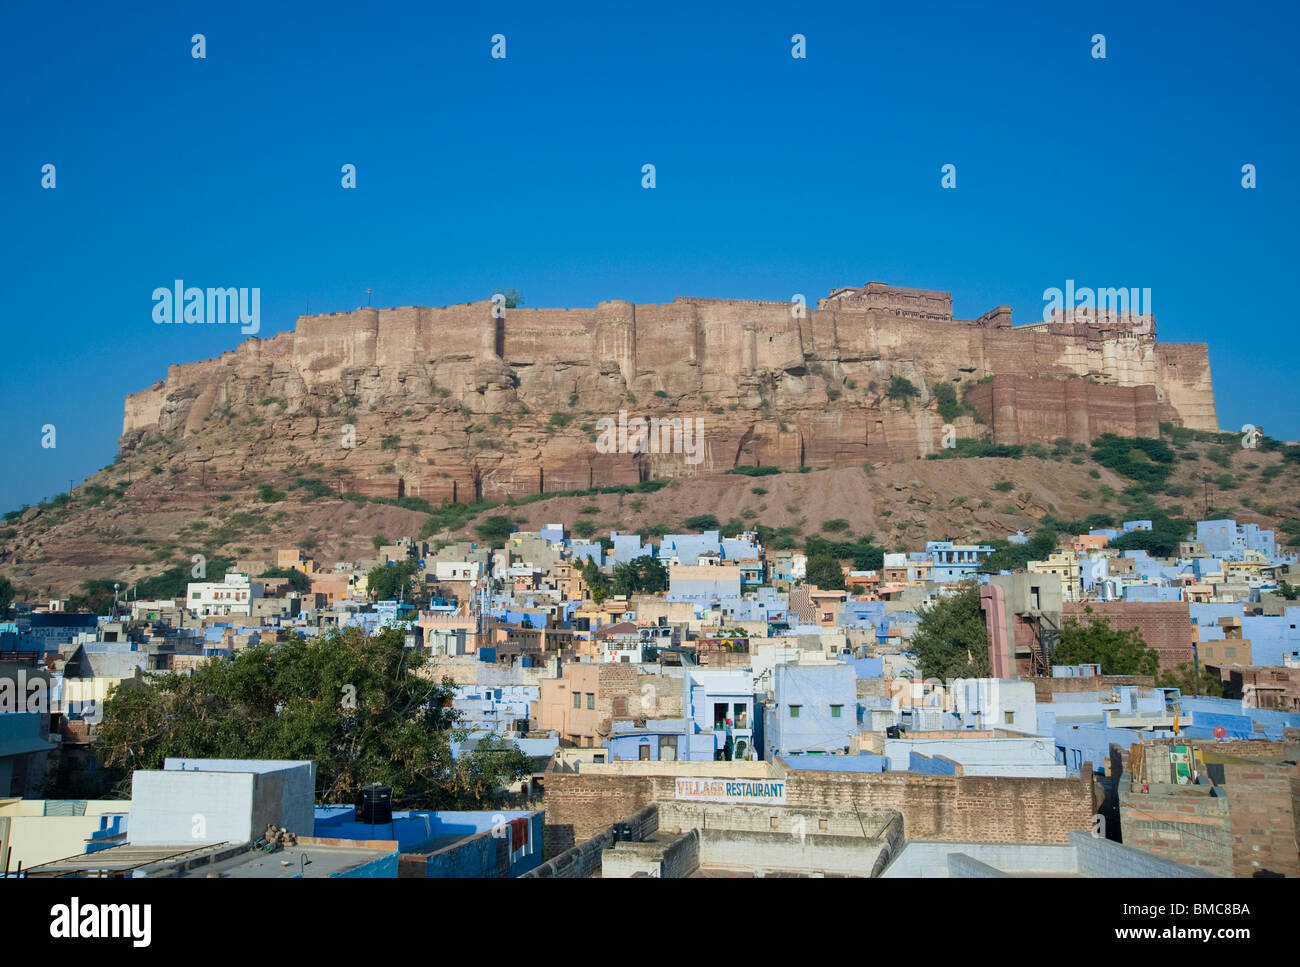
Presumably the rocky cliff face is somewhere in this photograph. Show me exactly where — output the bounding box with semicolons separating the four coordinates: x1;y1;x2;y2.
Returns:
119;283;1217;503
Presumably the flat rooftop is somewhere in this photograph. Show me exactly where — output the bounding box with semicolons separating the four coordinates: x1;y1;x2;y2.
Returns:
21;839;396;879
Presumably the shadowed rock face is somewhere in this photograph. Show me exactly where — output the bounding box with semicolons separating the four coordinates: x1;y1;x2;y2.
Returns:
119;283;1216;503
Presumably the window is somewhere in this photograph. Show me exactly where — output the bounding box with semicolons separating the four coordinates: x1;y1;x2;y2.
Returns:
586;693;595;709
830;705;843;718
789;705;801;718
1004;711;1015;724
572;691;581;708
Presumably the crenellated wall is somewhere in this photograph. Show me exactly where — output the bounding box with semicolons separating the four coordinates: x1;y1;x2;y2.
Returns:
118;283;1217;500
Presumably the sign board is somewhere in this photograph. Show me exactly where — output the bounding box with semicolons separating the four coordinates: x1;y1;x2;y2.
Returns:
674;778;786;805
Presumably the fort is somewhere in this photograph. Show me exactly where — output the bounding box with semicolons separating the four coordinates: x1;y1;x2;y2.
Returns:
120;281;1217;504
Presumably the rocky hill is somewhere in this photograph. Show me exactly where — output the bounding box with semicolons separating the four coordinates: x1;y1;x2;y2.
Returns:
3;280;1268;600
117;281;1216;506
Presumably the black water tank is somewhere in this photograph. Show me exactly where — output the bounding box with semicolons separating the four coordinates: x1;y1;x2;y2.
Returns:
360;783;393;825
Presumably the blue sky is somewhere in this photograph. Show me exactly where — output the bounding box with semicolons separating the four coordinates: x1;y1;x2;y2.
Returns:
2;0;1297;512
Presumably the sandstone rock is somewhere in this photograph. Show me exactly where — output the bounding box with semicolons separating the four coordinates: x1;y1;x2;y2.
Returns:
118;284;1217;502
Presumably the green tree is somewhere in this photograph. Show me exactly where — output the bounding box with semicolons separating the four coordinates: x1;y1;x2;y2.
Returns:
1157;662;1223;698
95;626;532;807
367;558;420;601
611;556;669;596
258;567;312;593
0;575;13;613
1053;608;1159;676
68;579;119;615
978;528;1059;574
887;376;920;406
804;552;845;590
932;381;961;421
475;515;514;544
911;581;991;680
579;558;610;604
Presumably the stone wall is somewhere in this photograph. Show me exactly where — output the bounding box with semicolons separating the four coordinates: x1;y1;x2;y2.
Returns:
965;376;1161;447
1031;674;1156;703
542;767;1093;848
1064;601;1196;672
120;284;1217;500
1118;784;1234;876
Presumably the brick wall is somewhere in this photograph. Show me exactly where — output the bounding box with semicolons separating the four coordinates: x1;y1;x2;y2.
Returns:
1064;601;1195;672
1031;675;1155;702
1118;784;1233;876
541;774;654;853
526;804;659;877
1221;760;1300;878
542;769;1092;849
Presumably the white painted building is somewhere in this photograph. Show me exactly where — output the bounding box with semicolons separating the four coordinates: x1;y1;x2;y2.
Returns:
434;561;482;582
185;573;263;617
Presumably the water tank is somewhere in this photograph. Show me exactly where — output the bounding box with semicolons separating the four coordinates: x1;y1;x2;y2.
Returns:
360;783;393;825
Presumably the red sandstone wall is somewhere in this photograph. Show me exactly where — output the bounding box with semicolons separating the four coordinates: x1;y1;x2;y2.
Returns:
1063;601;1196;672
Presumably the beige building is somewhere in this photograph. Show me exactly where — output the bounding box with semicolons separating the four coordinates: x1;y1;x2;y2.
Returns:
1028;553;1081;602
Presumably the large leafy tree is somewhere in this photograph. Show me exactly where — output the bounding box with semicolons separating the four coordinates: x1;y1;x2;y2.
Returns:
911;581;991;680
367;558;420;601
1053;608;1160;676
96;626;532;808
611;556;668;596
978;528;1059;574
804;552;845;590
578;558;610;604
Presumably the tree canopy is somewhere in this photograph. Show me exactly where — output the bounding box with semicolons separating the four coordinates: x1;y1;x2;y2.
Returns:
367;558;420;602
96;626;532;808
611;556;668;597
804;552;845;590
911;581;991;680
1053;608;1160;676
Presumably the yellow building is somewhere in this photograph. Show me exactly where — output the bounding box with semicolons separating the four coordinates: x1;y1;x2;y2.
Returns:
0;799;129;871
1028;552;1081;602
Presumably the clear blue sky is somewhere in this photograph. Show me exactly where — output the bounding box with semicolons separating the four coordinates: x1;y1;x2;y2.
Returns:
3;0;1297;513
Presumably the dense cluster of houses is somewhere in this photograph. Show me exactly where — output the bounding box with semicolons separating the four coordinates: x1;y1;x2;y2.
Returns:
0;515;1296;792
2;512;1299;878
